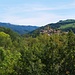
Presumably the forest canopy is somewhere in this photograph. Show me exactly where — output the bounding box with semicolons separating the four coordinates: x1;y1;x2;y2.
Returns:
0;27;75;75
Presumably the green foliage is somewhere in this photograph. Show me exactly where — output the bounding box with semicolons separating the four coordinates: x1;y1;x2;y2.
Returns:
0;32;12;49
0;47;21;75
0;27;21;41
0;26;75;75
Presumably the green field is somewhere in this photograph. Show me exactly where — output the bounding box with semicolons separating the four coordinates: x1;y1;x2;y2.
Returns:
59;23;75;29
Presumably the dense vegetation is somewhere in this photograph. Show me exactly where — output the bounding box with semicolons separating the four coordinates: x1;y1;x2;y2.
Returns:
0;22;38;34
0;27;75;75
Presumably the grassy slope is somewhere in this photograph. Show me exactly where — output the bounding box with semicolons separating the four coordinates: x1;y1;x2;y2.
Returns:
59;23;75;29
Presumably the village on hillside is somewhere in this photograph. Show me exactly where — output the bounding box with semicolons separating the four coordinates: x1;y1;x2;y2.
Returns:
40;26;61;35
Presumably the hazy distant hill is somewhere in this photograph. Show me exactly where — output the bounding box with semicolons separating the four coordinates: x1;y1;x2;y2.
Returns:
0;22;38;34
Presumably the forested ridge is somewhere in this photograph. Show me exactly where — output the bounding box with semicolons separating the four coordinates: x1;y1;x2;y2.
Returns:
0;26;75;75
0;22;38;34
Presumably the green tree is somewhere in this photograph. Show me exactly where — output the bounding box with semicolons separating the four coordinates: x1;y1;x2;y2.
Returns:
0;32;12;49
0;47;21;75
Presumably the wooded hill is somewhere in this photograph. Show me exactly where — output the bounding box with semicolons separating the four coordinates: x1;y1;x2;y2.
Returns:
27;19;75;37
0;22;38;34
47;19;75;32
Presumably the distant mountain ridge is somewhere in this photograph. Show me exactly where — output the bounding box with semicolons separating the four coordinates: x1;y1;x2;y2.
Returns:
0;19;75;35
0;22;38;34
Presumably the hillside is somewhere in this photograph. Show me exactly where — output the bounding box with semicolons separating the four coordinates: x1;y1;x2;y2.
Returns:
26;19;75;37
0;22;38;34
0;27;21;41
26;25;61;37
0;19;75;36
47;19;75;32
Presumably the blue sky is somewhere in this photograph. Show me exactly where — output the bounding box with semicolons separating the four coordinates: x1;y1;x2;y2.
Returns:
0;0;75;26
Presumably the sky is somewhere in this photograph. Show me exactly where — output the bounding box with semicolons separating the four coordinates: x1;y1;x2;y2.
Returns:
0;0;75;26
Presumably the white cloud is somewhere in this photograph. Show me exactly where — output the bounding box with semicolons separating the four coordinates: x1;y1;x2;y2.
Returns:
0;1;75;26
1;12;74;26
